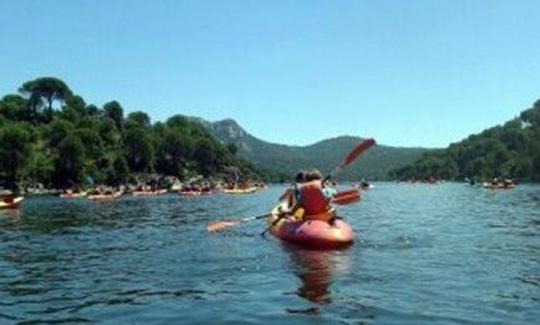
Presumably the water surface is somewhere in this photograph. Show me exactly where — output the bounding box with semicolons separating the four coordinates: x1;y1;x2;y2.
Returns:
1;183;539;324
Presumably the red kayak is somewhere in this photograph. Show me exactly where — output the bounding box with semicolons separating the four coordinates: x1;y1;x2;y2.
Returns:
0;196;24;209
267;202;354;249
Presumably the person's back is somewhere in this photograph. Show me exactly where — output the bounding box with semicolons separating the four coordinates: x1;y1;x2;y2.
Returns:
301;179;329;215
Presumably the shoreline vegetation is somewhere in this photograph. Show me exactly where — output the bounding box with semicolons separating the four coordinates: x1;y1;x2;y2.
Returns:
0;77;267;195
391;99;540;183
1;77;538;196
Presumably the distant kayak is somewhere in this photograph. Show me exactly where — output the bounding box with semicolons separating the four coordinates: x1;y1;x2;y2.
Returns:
88;191;123;201
179;191;211;196
222;187;257;195
267;202;354;249
60;191;87;199
483;182;515;190
132;189;168;196
0;196;23;209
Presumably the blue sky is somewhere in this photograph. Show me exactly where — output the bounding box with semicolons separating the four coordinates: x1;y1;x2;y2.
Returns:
1;0;539;148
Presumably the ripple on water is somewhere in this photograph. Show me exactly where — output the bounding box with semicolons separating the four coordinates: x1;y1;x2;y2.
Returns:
1;184;539;324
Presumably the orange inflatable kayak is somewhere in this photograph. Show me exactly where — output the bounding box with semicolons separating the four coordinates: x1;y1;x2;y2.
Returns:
267;202;354;249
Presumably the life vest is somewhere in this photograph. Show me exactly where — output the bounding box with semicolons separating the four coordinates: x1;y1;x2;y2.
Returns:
300;180;331;217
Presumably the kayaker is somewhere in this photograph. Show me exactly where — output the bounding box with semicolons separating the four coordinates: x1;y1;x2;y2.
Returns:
503;179;514;188
279;171;305;205
286;169;336;223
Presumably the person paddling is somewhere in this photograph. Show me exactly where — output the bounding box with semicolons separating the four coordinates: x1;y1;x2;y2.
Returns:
285;169;337;223
279;170;306;204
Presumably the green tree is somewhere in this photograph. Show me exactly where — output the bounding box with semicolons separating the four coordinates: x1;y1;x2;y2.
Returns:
54;134;85;186
19;77;73;121
60;95;87;122
0;123;33;188
159;128;194;175
227;143;238;156
126;111;151;128
0;95;29;121
166;115;189;129
194;138;217;175
125;127;154;172
22;144;56;187
111;156;129;184
103;101;124;129
47;118;75;147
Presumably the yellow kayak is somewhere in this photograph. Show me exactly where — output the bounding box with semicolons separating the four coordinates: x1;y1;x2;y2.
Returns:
222;187;257;195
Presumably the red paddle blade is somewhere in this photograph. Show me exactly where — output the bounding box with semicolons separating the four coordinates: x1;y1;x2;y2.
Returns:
342;138;376;167
332;189;361;205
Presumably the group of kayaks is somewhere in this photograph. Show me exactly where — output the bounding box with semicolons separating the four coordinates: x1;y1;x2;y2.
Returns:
1;185;265;210
59;190;125;201
58;186;263;201
482;180;515;190
468;177;516;190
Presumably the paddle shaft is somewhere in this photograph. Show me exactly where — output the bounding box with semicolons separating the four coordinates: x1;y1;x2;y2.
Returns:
241;213;270;222
260;211;287;237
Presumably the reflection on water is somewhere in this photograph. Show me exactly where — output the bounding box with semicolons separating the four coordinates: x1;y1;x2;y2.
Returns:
284;245;352;305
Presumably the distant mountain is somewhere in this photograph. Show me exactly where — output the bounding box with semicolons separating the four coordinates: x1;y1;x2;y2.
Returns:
392;99;540;181
209;119;430;181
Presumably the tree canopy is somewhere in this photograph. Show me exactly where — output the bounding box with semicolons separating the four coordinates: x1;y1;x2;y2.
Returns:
19;77;73;121
0;77;262;190
392;100;540;182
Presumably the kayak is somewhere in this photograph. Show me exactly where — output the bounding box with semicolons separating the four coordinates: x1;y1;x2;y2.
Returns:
483;182;515;189
267;202;354;249
179;191;211;196
132;189;168;196
0;196;24;209
223;187;257;195
60;191;87;198
88;191;123;201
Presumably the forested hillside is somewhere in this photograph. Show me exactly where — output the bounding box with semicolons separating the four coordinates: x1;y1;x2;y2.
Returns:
210;119;429;181
392;100;540;181
0;77;260;190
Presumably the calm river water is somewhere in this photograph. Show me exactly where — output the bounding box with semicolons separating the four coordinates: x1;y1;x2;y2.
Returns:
0;183;539;324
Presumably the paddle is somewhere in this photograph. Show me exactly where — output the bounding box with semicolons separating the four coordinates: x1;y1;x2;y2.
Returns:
207;138;376;233
332;188;361;205
207;213;270;232
326;138;376;182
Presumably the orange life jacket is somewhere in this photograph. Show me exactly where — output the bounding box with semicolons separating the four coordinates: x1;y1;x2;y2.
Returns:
300;180;330;216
